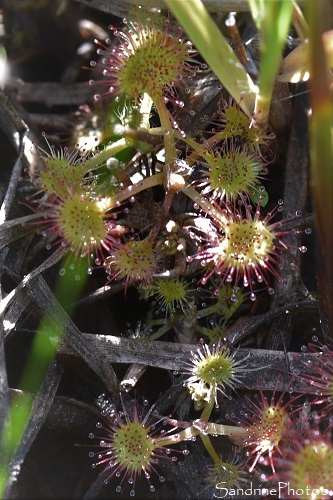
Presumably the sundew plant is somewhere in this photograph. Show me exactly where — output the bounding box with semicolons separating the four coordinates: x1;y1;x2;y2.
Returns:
0;0;332;498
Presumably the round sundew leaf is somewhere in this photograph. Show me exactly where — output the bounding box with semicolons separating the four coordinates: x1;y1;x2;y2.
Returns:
57;193;107;254
250;405;288;452
288;442;333;495
140;277;193;316
195;351;234;386
112;421;156;473
220;219;275;268
39;158;86;198
205;150;263;201
89;394;184;496
94;21;195;106
104;237;160;284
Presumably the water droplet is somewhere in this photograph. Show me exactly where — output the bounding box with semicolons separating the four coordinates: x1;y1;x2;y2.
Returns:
59;269;65;276
305;227;312;235
299;246;307;253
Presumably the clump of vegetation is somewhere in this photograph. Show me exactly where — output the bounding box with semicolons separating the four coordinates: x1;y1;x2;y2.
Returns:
0;0;331;498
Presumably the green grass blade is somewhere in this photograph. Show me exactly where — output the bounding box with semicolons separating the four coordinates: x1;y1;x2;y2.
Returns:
308;0;333;338
0;256;88;496
164;0;257;117
249;0;294;124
